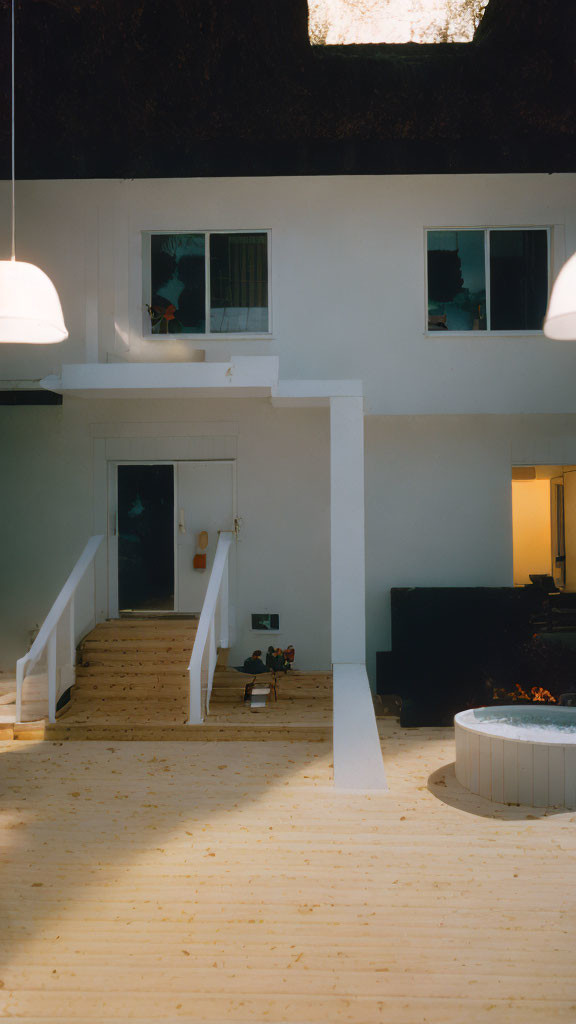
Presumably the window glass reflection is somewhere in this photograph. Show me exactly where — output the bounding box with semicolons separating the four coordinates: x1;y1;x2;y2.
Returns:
428;230;486;331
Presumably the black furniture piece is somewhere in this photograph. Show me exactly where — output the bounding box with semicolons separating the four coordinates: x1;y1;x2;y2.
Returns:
376;586;546;727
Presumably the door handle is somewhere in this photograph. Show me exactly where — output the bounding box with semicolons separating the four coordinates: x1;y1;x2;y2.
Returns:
178;509;186;534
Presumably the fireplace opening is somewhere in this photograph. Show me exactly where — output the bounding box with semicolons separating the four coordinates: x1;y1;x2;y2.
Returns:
377;585;576;727
376;465;576;726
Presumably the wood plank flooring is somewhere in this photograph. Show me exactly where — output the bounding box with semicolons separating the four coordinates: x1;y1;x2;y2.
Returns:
12;619;332;741
0;724;574;1021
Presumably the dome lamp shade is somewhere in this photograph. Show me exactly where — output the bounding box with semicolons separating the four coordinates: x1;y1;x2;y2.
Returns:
0;1;68;344
544;252;576;341
0;260;68;344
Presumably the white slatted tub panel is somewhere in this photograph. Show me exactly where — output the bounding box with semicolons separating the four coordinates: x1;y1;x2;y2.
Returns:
518;741;535;806
490;737;505;804
548;746;565;807
564;747;576;810
532;744;549;807
455;711;576;810
502;739;519;806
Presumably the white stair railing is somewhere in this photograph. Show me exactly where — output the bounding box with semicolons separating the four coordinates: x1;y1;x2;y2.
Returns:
188;531;234;724
15;535;104;724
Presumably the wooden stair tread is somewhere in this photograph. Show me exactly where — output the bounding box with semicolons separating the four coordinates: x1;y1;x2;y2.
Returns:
12;617;332;741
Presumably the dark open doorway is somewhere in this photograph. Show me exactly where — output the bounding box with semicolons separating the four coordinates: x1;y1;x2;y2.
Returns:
117;464;175;611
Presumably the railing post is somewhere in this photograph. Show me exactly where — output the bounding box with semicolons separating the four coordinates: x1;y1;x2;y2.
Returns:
47;629;57;724
207;618;217;714
13;536;104;730
92;559;98;632
69;597;76;677
187;533;233;725
219;558;229;649
188;664;202;724
15;660;24;725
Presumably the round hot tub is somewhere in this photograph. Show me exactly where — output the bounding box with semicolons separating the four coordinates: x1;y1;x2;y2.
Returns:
455;705;576;808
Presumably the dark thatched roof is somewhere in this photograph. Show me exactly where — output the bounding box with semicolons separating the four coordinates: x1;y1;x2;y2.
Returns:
0;0;574;178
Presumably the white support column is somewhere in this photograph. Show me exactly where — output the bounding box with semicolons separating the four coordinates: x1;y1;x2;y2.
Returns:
330;397;366;662
330;396;387;791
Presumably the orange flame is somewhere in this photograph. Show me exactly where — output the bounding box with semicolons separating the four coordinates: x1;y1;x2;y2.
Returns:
492;682;557;703
531;687;557;703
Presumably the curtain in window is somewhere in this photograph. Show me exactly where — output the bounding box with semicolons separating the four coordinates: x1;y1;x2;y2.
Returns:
490;230;548;331
210;233;267;310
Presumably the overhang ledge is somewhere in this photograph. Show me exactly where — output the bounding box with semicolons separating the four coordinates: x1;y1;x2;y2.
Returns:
41;357;280;400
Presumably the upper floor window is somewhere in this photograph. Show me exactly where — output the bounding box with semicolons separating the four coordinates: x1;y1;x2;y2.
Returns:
426;228;549;333
144;231;269;337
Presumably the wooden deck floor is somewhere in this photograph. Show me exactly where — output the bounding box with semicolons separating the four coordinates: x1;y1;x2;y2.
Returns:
8;619;332;742
1;722;575;1021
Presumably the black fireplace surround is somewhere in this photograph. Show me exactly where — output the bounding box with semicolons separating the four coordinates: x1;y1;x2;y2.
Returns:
376;587;576;727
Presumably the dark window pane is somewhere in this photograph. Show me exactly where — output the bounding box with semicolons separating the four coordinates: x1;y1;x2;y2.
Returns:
251;613;280;631
427;230;486;331
489;230;548;331
210;233;268;333
149;233;205;334
118;465;174;611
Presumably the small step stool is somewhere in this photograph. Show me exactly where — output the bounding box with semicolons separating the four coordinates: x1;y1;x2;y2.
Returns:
250;685;270;711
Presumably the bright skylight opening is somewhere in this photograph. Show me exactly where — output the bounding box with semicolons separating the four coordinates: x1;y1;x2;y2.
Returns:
309;0;489;45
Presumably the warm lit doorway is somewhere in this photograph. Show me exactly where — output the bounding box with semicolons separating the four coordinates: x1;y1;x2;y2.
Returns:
510;465;576;590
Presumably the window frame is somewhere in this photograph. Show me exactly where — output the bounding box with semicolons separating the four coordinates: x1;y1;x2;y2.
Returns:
250;613;281;632
424;225;552;337
141;228;272;340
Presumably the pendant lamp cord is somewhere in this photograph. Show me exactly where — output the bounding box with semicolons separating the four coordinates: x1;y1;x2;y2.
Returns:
10;0;15;261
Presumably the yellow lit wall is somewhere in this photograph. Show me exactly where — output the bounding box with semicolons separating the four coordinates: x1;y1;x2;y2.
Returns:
512;480;552;585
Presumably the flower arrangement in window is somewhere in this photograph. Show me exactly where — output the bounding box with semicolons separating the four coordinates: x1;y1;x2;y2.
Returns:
145;231;269;336
147;234;205;335
146;299;180;334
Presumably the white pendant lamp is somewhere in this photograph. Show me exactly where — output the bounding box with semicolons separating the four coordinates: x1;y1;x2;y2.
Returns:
0;0;67;343
543;252;576;341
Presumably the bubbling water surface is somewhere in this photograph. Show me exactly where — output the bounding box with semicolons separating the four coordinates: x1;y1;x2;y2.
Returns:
462;706;576;744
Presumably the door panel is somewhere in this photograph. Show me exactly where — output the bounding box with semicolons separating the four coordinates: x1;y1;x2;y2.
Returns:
176;463;234;613
117;464;175;611
551;476;566;589
563;471;576;591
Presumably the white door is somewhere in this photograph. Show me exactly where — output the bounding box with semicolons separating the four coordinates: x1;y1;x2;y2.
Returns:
176;462;235;613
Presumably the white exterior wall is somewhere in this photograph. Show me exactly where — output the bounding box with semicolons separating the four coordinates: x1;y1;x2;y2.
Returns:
366;413;576;682
0;174;575;416
0;399;331;672
2;173;576;688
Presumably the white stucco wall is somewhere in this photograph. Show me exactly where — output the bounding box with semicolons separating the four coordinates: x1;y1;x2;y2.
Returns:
365;413;576;683
7;397;576;684
6;403;576;684
2;174;576;688
0;398;331;673
0;173;575;415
